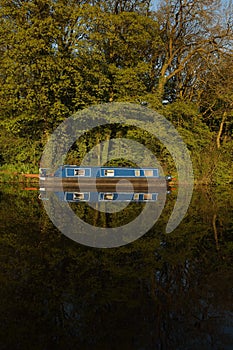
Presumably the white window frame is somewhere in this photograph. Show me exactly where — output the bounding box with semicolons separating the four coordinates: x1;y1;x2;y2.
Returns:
104;169;115;177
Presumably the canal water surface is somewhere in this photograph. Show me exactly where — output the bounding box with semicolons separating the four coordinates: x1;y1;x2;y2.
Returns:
0;185;232;349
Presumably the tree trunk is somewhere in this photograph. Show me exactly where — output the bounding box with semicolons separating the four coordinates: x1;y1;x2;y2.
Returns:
157;76;167;100
216;112;227;149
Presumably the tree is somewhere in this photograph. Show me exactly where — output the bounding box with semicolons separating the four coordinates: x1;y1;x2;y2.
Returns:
77;4;161;102
0;0;93;168
153;0;233;101
199;54;233;148
0;0;88;139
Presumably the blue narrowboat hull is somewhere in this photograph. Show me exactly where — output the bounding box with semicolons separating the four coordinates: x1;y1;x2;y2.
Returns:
40;165;160;179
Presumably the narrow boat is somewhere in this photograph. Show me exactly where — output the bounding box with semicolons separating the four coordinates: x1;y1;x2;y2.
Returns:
39;165;171;189
39;165;160;179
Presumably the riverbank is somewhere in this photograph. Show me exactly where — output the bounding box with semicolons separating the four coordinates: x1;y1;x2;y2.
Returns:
0;170;39;185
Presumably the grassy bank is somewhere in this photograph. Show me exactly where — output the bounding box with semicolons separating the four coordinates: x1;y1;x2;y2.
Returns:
0;165;39;185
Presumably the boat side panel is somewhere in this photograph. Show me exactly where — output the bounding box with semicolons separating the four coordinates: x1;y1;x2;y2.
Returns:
52;166;159;178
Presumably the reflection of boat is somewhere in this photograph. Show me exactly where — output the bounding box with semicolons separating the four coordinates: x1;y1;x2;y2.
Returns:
39;190;159;203
39;165;171;188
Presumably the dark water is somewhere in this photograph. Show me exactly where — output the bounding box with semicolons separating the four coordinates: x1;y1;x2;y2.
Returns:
0;185;232;350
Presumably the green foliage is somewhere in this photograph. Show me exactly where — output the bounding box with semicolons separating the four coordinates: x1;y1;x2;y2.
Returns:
78;7;162;102
162;100;199;127
212;141;233;185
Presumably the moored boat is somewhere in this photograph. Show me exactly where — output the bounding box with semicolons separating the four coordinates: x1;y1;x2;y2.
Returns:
39;165;160;179
39;165;171;189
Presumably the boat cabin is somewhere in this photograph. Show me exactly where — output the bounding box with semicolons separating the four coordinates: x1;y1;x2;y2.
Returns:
39;165;160;179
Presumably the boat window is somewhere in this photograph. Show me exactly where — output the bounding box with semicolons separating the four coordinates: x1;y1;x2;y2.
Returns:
135;170;140;176
144;170;153;177
133;193;140;200
104;169;114;176
73;192;85;200
103;193;114;200
143;193;152;200
74;169;85;176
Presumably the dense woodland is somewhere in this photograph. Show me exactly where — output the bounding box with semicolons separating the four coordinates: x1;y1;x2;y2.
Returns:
0;0;233;184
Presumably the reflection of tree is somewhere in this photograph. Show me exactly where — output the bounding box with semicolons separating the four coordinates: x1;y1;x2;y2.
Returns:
0;187;232;349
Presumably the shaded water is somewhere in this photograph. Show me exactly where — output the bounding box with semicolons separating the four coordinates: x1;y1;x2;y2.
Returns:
0;185;232;349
